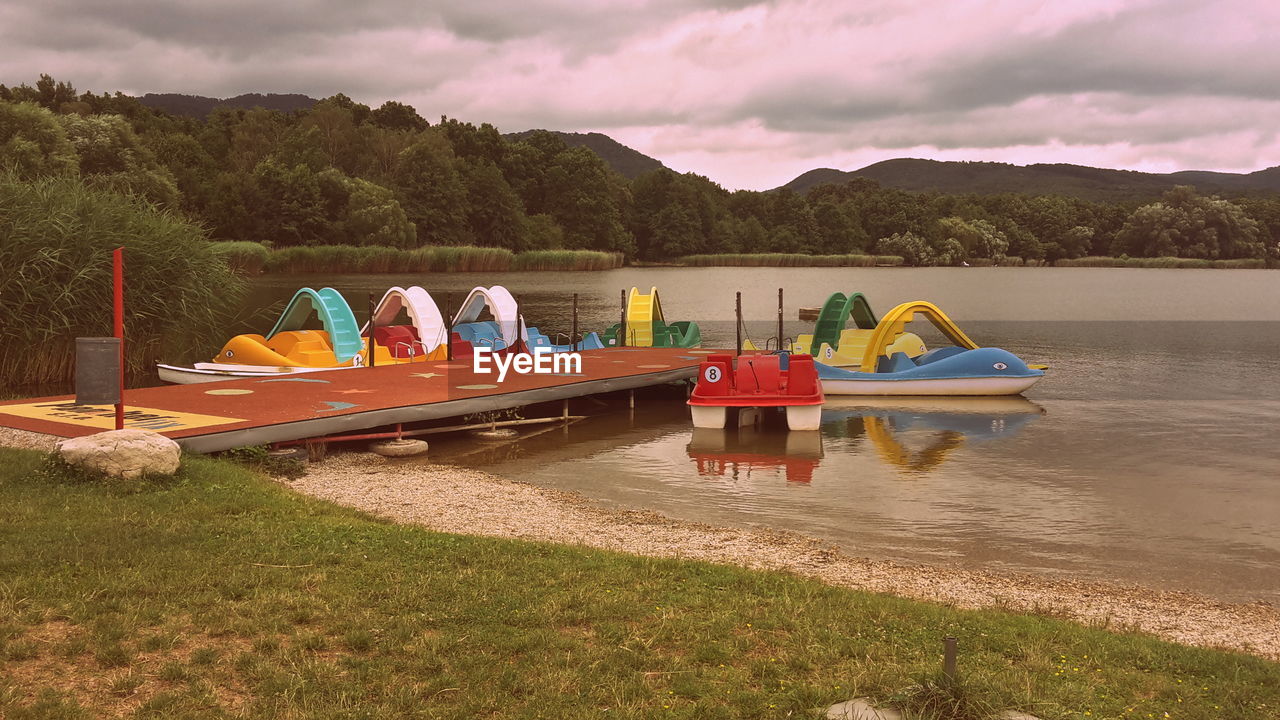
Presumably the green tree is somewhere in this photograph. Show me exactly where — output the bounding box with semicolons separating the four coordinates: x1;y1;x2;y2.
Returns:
540;147;632;253
370;101;427;131
875;231;934;266
522;213;565;250
247;159;329;245
391;133;471;245
317;169;416;248
228;108;287;173
458;159;526;249
937;216;1008;261
0;102;78;178
303;98;365;174
1115;186;1263;259
57;113;180;207
363;126;418;180
3;74;78;110
812;198;869;254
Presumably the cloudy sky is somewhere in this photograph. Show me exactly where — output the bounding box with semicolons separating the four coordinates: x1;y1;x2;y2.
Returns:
3;0;1276;189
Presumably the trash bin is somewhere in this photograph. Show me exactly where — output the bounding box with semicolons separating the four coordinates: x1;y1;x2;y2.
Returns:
75;337;121;405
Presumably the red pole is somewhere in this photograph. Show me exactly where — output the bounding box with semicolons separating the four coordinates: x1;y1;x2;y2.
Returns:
113;248;124;430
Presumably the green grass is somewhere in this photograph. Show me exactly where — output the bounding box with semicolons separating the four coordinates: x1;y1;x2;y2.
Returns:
1054;256;1268;269
678;253;904;267
1;448;1276;719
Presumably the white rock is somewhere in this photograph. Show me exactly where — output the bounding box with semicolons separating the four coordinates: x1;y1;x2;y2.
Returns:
57;429;181;479
824;698;903;720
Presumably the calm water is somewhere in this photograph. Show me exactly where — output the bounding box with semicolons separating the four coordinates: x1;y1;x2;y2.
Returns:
241;268;1280;602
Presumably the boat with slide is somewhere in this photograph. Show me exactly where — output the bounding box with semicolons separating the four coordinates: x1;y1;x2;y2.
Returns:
448;285;604;358
160;284;601;383
602;287;701;348
157;286;450;384
814;301;1045;396
791;291;927;366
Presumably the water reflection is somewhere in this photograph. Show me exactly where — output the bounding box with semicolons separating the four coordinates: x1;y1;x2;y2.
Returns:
823;397;1044;475
682;397;1042;482
687;427;824;484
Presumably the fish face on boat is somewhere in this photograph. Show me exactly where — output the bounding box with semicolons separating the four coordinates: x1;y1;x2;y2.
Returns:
923;347;1042;379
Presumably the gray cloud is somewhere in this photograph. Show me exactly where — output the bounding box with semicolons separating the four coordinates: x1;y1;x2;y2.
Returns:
3;0;1278;189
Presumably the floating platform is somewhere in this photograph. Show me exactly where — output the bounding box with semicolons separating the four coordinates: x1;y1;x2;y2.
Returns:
0;348;717;453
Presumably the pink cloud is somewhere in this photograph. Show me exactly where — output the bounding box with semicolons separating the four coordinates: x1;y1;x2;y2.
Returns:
5;0;1280;189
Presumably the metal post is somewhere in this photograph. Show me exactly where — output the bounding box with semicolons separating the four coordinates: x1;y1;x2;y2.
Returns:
572;293;579;352
619;289;626;347
943;636;958;682
629;389;635;409
113;248;124;430
562;399;569;422
445;293;453;361
735;291;742;357
367;293;376;368
777;287;784;353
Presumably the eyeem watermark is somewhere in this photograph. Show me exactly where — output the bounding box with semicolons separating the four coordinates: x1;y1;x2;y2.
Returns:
472;347;582;382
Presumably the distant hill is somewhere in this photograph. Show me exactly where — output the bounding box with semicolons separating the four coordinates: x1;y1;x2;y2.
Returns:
139;93;318;117
506;130;666;179
779;158;1280;200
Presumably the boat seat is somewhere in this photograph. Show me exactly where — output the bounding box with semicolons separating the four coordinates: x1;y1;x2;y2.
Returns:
525;326;554;348
746;354;781;393
456;321;507;350
914;346;967;366
877;352;918;373
786;354;818;396
374;325;423;359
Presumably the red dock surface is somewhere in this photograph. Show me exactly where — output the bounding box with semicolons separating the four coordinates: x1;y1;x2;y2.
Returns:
0;348;718;453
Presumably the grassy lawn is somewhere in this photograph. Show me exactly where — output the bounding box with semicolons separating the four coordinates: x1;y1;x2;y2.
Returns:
0;448;1276;719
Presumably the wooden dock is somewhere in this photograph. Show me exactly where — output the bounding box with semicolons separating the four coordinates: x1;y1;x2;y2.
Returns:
0;348;718;453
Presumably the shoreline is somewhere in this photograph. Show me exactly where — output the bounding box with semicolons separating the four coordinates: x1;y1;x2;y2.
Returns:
293;452;1280;661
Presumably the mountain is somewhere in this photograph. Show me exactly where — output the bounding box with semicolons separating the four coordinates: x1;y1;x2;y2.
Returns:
779;158;1280;200
506;130;666;179
139;93;318;117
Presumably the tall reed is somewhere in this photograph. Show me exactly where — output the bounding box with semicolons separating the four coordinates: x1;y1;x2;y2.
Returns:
678;253;903;267
1054;256;1266;269
0;173;244;388
250;245;623;273
209;241;270;274
512;250;624;271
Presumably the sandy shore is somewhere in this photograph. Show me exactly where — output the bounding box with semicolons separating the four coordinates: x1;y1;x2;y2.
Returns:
290;453;1280;661
5;426;1275;661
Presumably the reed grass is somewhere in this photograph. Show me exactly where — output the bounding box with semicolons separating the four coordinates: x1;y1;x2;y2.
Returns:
208;241;269;274
678;253;903;267
250;245;622;273
964;257;1025;267
0;173;243;388
1055;256;1267;269
413;246;515;273
512;250;624;271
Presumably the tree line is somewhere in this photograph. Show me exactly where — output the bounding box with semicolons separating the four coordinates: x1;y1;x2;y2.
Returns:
3;74;1279;266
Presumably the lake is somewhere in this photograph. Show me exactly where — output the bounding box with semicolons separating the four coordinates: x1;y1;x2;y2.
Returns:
238;267;1280;602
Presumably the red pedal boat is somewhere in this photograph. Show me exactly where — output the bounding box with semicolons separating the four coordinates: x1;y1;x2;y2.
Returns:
687;353;824;431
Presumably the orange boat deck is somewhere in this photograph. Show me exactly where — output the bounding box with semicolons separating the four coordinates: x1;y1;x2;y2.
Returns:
0;348;717;453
